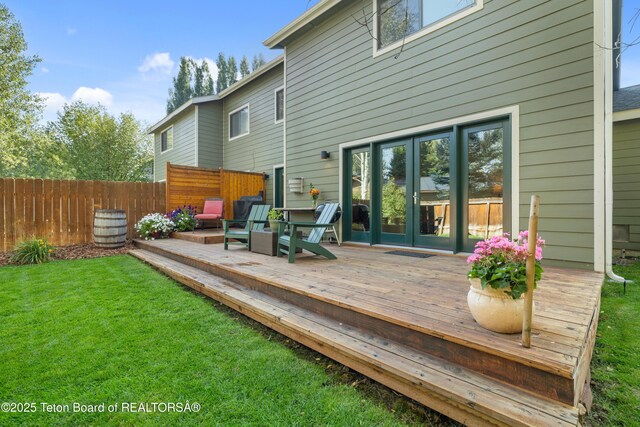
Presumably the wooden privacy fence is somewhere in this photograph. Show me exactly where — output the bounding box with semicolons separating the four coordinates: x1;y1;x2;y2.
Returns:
0;178;166;251
166;163;266;219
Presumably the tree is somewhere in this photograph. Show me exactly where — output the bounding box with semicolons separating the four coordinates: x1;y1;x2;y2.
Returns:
49;101;153;182
0;3;52;178
239;55;251;78
227;56;238;86
216;53;228;93
166;57;193;114
251;53;266;71
193;60;214;97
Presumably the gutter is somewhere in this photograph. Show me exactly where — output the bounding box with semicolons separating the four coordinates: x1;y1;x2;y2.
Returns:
603;0;629;285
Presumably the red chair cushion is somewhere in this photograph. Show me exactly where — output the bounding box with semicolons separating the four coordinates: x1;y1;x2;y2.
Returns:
195;213;222;220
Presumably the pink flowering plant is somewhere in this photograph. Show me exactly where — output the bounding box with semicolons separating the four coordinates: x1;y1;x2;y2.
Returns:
467;231;545;300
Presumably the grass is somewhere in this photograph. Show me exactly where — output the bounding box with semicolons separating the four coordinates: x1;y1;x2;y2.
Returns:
0;255;450;427
586;262;640;426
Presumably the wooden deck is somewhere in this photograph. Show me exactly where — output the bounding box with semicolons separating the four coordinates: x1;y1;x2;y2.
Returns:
131;238;603;426
170;229;224;244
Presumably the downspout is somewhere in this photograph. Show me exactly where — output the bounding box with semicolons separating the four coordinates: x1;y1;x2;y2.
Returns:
604;0;628;284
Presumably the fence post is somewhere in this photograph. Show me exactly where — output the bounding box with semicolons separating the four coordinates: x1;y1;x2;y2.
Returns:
522;194;540;348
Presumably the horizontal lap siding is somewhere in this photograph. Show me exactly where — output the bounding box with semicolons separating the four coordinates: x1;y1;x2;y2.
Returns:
154;110;197;181
198;103;224;169
223;64;284;205
284;0;595;267
613;119;640;250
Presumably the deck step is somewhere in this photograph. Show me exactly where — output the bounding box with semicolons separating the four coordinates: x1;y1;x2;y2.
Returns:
169;231;224;244
130;248;580;427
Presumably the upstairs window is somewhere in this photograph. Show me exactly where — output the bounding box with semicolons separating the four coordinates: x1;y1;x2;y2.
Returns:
275;88;284;123
377;0;477;49
229;104;250;140
161;126;173;152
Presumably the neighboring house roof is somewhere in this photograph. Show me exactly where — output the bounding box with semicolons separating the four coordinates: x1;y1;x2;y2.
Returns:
148;95;220;134
613;84;640;122
264;0;343;48
217;55;284;98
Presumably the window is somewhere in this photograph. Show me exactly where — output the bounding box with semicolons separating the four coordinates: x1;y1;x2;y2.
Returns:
229;104;250;140
275;88;284;123
377;0;477;49
161;126;173;152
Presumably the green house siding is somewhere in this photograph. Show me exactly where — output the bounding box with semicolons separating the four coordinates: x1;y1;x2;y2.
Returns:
613;118;640;251
283;0;595;267
223;64;284;205
198;103;224;170
154;109;197;181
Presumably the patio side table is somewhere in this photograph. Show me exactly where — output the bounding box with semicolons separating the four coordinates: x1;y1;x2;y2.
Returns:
250;230;278;256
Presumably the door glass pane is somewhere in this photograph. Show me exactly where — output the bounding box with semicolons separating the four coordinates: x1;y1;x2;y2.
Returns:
351;148;371;233
467;127;503;239
381;145;407;234
418;137;450;238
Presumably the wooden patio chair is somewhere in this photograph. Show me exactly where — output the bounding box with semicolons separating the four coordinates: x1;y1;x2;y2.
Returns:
194;198;224;229
277;202;339;263
223;204;271;250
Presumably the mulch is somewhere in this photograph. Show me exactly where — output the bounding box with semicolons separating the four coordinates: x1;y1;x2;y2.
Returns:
0;241;135;267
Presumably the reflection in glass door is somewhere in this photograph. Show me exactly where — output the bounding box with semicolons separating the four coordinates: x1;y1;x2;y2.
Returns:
380;141;410;245
462;122;509;252
414;134;452;249
349;147;371;242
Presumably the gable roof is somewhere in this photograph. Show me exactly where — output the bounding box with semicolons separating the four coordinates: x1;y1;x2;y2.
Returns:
217;55;284;98
613;84;640;122
264;0;343;48
613;84;640;112
148;95;219;134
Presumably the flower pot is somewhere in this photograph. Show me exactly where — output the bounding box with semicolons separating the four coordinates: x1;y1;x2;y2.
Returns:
467;278;534;334
269;220;280;231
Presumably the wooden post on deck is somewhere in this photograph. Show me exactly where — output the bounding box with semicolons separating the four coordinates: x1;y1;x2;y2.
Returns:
522;194;540;348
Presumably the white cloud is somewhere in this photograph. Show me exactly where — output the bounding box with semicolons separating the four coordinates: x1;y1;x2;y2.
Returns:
38;92;67;122
66;27;77;35
41;67;49;74
71;87;113;106
138;52;174;74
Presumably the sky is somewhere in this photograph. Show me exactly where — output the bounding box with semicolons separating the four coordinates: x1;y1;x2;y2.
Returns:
6;0;640;127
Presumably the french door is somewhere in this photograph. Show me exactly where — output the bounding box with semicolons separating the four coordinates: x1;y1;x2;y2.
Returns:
344;118;510;252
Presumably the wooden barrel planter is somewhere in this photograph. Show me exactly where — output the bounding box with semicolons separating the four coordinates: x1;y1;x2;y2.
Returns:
93;209;127;248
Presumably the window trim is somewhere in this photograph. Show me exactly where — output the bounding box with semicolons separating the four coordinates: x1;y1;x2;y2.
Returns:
274;86;285;124
372;0;483;58
160;125;174;154
228;103;251;141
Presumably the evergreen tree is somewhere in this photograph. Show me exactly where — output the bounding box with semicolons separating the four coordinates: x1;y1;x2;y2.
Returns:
251;53;266;71
201;60;214;95
239;55;250;78
227;56;238;86
193;59;204;97
216;52;228;93
166;57;193;114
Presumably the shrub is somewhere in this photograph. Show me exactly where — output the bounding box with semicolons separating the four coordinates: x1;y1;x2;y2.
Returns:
11;238;55;265
135;213;175;240
167;205;197;232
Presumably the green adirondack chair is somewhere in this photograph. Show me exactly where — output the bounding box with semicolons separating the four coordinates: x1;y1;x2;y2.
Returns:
277;203;339;263
223;204;271;250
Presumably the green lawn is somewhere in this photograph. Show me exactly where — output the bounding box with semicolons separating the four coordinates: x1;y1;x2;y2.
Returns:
586;262;640;426
0;255;447;427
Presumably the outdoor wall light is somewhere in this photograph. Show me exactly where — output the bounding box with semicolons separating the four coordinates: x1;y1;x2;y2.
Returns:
320;150;330;160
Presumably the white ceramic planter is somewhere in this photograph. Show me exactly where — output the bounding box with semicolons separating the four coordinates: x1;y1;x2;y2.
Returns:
467;278;534;334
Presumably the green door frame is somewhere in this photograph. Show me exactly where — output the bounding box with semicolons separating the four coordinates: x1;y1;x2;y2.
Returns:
274;167;284;209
